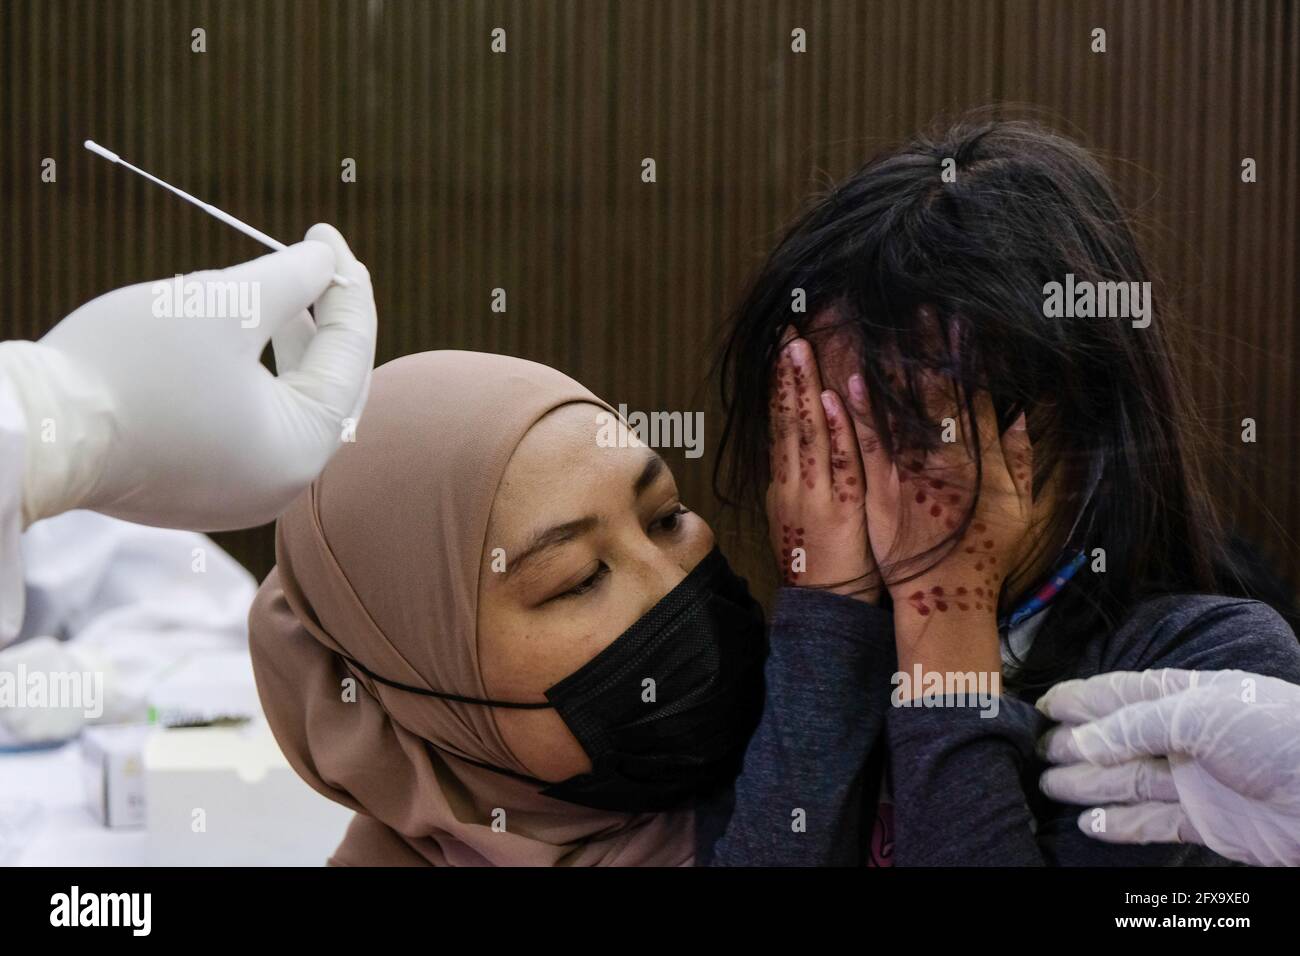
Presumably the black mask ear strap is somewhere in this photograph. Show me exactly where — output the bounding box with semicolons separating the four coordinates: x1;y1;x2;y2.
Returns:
336;655;557;786
424;740;550;788
336;653;555;709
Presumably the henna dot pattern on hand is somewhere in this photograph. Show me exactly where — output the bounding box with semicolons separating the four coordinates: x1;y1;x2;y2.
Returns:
778;523;805;584
829;434;862;505
906;579;1001;616
900;458;975;534
770;363;793;485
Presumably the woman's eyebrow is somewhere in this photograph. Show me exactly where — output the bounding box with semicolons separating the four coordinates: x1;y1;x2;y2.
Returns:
633;451;667;497
504;516;600;580
502;452;668;582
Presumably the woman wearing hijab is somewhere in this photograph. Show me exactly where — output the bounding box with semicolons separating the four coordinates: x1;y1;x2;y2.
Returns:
248;350;767;865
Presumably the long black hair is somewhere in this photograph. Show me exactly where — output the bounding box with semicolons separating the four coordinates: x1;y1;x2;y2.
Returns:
715;114;1262;694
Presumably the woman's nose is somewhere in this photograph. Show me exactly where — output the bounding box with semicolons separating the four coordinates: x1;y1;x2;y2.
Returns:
626;545;690;617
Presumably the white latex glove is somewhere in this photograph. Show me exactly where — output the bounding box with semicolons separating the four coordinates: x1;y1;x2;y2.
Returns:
1037;669;1300;867
0;223;375;531
0;636;108;745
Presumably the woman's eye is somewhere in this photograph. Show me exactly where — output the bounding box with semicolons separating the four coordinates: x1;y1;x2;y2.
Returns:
653;504;690;534
554;562;609;601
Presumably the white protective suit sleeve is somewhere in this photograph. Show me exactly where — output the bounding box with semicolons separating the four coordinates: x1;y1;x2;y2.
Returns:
0;510;256;745
1037;668;1300;867
0;370;28;645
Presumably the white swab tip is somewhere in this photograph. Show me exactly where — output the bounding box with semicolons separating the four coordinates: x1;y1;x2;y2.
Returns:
83;140;120;162
83;136;351;288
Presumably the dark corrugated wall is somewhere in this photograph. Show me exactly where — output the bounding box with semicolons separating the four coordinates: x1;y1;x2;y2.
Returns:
2;0;1297;591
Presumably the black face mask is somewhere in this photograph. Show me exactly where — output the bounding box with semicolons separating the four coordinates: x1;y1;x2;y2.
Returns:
340;547;768;813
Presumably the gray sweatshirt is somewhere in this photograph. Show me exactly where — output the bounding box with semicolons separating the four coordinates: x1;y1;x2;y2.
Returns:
702;587;1300;866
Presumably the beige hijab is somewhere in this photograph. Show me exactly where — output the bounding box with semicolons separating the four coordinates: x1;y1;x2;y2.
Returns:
248;351;697;866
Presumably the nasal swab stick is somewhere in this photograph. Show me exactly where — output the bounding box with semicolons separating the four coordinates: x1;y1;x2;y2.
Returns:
83;140;352;288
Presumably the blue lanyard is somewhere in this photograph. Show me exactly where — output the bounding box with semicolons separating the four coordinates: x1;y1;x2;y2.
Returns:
999;549;1087;631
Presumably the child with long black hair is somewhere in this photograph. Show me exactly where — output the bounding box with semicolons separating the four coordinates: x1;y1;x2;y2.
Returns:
705;115;1300;865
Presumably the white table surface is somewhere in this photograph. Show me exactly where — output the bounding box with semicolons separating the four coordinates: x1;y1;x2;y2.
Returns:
1;741;146;865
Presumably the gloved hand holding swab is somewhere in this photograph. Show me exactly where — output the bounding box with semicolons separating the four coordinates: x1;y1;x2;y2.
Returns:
83;140;352;288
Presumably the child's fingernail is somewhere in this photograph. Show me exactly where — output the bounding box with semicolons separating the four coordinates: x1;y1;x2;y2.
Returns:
848;373;867;411
790;339;809;367
779;325;798;346
821;391;836;419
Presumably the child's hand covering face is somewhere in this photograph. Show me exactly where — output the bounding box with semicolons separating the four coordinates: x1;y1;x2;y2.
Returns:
838;306;1034;620
766;331;878;601
766;306;1035;621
